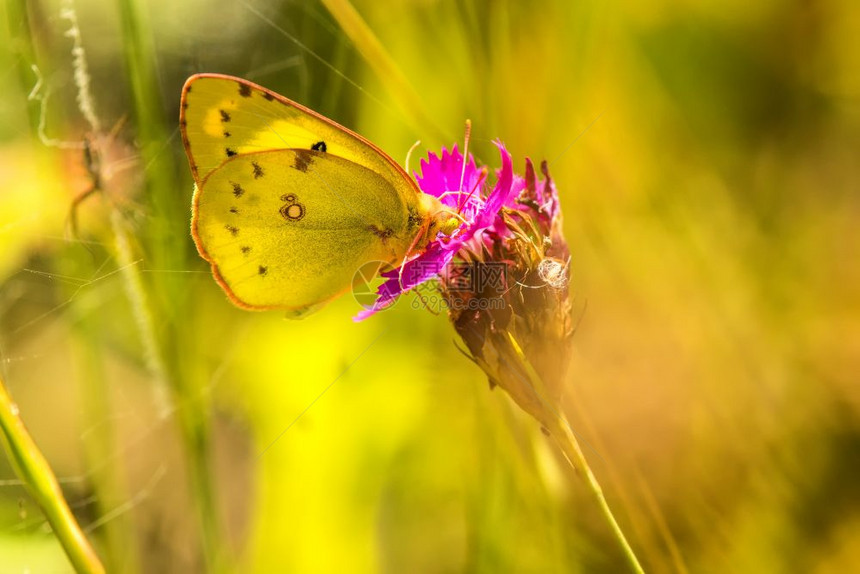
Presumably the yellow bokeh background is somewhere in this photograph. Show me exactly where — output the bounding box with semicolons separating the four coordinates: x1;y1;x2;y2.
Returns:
1;0;858;572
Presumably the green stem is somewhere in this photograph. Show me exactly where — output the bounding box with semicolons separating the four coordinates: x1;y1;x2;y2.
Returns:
505;333;645;573
111;215;223;569
114;0;222;566
547;415;646;574
75;335;139;573
6;0;42;134
57;245;140;573
0;374;105;574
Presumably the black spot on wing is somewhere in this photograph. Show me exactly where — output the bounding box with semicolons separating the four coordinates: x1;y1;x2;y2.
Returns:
258;265;268;276
369;225;394;240
229;206;239;214
252;161;264;179
223;131;231;138
225;224;239;236
241;246;251;255
231;182;244;197
262;92;274;101
220;109;231;122
238;83;252;98
226;148;237;157
292;149;313;172
311;141;327;152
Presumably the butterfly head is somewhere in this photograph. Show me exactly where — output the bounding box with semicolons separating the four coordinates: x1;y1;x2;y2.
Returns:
414;193;462;245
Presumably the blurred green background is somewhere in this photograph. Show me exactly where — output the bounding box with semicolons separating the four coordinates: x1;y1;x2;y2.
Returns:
1;0;859;572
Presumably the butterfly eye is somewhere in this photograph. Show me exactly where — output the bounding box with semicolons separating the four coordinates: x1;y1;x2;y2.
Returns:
439;217;460;236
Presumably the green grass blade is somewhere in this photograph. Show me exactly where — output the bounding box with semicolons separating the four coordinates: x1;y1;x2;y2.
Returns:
0;374;105;574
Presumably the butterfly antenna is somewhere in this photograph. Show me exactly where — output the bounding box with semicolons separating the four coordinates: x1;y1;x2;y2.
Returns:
405;140;421;176
457;120;472;211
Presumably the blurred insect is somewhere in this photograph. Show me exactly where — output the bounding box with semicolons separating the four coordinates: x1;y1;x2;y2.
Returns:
64;119;141;240
29;65;140;242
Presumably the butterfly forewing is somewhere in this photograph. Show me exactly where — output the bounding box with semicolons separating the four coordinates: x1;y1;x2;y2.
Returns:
180;74;415;193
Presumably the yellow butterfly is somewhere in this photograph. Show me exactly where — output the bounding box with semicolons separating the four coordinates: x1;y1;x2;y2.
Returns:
180;74;456;317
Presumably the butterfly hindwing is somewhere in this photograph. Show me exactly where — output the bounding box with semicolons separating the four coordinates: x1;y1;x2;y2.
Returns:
193;149;416;311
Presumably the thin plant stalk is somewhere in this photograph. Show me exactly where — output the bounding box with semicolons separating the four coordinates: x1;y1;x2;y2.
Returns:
320;0;448;144
0;374;105;574
8;3;129;568
59;246;141;573
508;333;645;574
567;386;689;573
467;325;646;573
115;0;223;568
7;0;42;134
547;416;646;574
73;332;140;573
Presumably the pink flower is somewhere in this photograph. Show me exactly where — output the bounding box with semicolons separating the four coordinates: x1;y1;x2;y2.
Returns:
354;142;518;320
355;137;574;438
